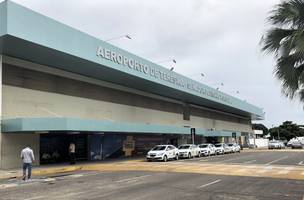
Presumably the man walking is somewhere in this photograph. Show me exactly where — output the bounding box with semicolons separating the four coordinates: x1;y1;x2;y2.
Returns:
21;146;35;181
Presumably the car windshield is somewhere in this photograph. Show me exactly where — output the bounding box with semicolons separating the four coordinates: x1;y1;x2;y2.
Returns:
215;144;222;147
151;146;166;151
179;145;190;149
199;145;208;148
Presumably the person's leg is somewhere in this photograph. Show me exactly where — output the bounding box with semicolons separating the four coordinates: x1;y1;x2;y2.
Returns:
72;153;75;164
69;153;72;164
28;163;32;179
22;163;27;180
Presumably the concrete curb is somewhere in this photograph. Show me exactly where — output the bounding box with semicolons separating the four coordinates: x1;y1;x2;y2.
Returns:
0;166;83;181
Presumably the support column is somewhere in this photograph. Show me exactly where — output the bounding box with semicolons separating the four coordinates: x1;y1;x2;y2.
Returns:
0;55;3;168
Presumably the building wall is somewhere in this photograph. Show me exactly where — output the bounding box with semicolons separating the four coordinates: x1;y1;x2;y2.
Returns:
3;85;184;126
0;61;253;168
2;85;252;133
2;63;251;131
0;133;39;169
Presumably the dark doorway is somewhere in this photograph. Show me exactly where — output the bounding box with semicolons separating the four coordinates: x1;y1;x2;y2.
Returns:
40;133;88;164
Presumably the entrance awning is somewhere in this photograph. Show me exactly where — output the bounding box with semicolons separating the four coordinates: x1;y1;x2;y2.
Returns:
196;128;241;137
1;118;190;134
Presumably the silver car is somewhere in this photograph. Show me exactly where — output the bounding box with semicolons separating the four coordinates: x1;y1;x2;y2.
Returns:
268;140;284;149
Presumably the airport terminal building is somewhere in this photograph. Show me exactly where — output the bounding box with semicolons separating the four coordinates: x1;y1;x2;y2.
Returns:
0;1;264;168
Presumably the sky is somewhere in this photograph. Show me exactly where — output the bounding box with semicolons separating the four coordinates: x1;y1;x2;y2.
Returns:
12;0;303;128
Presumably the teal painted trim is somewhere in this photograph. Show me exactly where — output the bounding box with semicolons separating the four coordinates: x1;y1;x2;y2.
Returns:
2;118;190;134
0;1;264;119
0;1;7;37
195;128;240;137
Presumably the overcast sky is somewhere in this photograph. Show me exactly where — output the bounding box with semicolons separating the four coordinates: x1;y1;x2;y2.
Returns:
12;0;303;128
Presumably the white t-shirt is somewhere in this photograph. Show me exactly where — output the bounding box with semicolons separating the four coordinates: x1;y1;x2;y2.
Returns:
21;147;35;163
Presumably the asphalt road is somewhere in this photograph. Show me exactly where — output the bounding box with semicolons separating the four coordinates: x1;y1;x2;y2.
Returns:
0;170;303;200
181;151;304;166
0;150;304;200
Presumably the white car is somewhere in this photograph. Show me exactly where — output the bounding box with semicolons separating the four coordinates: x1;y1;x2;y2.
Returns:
223;143;233;153
146;145;179;162
198;144;216;156
268;140;284;149
233;143;241;153
291;140;304;149
178;144;200;158
214;143;225;155
227;143;241;153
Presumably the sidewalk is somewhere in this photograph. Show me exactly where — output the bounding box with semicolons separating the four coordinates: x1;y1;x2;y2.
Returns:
0;156;145;181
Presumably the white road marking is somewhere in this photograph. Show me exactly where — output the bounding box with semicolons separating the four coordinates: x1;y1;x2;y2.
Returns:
277;167;294;175
116;175;151;183
257;166;273;173
68;174;84;178
265;156;289;165
0;183;18;189
44;178;56;182
24;196;45;200
198;179;221;188
243;160;256;164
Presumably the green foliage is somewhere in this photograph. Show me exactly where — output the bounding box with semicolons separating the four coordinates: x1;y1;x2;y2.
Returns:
261;0;304;102
252;123;269;135
269;121;304;140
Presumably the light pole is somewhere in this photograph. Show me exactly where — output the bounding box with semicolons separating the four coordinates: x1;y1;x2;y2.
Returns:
156;59;177;71
156;59;177;64
105;34;132;42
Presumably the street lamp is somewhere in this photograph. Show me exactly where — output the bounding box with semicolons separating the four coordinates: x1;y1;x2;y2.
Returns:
156;59;177;64
156;59;177;71
105;34;132;42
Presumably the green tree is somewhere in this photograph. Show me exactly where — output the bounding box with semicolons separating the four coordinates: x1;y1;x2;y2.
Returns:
252;123;269;135
269;121;304;140
261;0;304;102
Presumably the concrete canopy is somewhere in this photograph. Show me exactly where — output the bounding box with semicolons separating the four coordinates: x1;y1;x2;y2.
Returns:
2;118;240;137
0;1;264;120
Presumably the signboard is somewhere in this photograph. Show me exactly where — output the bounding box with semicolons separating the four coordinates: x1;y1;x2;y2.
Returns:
96;46;232;105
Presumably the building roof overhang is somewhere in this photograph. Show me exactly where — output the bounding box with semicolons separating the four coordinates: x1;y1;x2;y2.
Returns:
0;1;264;120
2;118;241;137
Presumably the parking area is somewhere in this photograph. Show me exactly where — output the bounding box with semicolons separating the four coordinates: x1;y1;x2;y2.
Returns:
180;150;304;166
0;170;304;200
1;150;304;199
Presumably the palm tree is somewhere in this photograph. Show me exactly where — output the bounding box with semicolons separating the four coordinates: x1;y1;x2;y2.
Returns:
261;0;304;102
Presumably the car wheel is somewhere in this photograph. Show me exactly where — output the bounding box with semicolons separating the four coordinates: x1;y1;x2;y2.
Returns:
175;154;179;160
163;155;167;162
188;153;192;159
147;159;151;162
